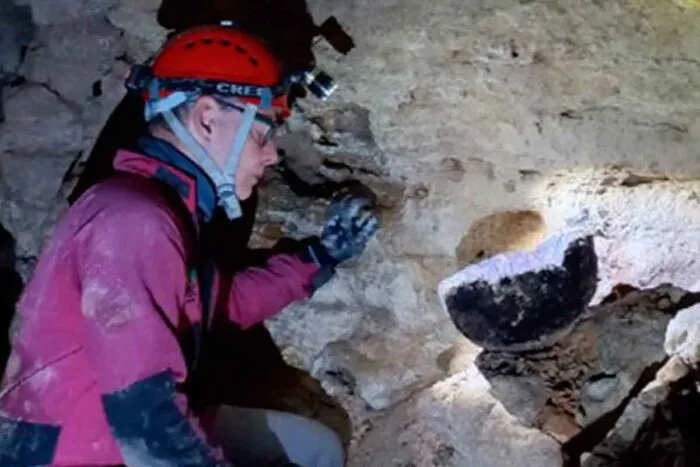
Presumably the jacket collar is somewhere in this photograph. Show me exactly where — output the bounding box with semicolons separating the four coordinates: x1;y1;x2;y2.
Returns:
113;136;217;222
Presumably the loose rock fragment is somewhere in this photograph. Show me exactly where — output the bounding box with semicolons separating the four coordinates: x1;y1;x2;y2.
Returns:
665;303;700;367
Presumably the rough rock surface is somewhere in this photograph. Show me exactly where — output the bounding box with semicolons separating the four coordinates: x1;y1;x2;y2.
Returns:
474;285;697;442
260;0;700;413
665;303;700;367
348;365;563;467
579;357;699;467
1;0;128;267
0;0;34;124
261;106;460;410
305;0;700;300
12;0;120;26
18;13;128;135
0;0;33;77
2;0;700;465
106;0;167;63
576;287;683;426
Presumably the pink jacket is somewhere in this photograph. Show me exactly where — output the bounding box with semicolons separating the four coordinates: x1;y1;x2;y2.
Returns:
0;138;330;465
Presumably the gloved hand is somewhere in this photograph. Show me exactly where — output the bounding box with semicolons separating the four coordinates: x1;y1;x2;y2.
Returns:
298;184;380;292
319;191;380;265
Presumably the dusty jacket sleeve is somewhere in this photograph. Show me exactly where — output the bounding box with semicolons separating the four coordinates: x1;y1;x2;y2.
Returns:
216;237;336;329
77;205;229;466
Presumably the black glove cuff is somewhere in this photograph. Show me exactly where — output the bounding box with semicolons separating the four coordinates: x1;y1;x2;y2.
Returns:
298;236;338;268
297;236;338;293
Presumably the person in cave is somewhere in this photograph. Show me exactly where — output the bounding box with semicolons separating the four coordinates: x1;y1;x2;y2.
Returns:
65;0;357;419
0;25;379;467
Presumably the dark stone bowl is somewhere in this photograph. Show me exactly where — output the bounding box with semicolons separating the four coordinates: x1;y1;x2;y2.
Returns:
439;234;598;352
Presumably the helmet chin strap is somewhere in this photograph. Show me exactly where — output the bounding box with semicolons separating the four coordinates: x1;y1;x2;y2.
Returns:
160;99;258;220
223;102;258;199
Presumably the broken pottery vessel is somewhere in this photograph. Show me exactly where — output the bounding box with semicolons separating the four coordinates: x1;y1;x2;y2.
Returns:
438;233;598;352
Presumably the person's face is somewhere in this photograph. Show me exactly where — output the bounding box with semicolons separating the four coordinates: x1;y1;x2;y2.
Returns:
185;95;280;200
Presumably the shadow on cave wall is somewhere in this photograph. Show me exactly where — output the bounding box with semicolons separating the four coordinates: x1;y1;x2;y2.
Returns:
65;0;358;446
0;223;22;378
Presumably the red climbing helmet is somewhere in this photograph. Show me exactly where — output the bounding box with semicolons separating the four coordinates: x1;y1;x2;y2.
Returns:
127;24;291;118
125;24;294;221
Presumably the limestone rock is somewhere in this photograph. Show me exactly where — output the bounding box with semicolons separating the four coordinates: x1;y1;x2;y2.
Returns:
310;327;457;411
268;255;463;411
577;288;678;426
263;0;700;429
581;357;699;467
13;0;120;26
0;198;67;275
262;104;459;411
310;0;700;173
531;174;700;304
474;285;692;443
349;366;562;467
435;336;481;375
665;303;700;367
0;83;82;154
304;0;700;309
20;15;125;105
0;80;82;268
0;83;83;210
439;233;598;352
0;150;81;206
106;0;167;63
79;66;129;144
0;0;34;77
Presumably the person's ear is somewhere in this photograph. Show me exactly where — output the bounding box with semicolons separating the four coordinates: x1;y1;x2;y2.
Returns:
187;95;219;145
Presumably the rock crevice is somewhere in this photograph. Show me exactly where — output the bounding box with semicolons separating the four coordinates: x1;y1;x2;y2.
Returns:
441;233;700;465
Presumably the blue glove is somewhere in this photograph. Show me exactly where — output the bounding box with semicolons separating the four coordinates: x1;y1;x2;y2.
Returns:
320;193;380;265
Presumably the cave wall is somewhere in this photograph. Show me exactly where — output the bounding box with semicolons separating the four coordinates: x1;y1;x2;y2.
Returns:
264;0;700;410
1;0;700;465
